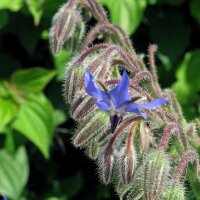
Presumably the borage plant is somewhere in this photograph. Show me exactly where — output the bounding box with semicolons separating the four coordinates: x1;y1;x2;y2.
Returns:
50;0;200;199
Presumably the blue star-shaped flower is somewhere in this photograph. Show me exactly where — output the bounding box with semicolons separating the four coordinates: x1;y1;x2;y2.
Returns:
85;70;167;132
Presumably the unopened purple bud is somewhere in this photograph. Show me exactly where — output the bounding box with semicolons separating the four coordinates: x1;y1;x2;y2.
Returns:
49;4;81;54
99;147;115;184
119;147;136;183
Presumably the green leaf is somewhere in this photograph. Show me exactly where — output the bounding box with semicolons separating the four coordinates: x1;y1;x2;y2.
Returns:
0;0;24;11
4;128;16;154
54;109;67;126
99;0;147;35
0;10;9;29
12;93;54;158
190;0;200;24
11;68;56;93
54;49;70;81
172;50;200;119
0;147;29;200
148;10;191;69
0;97;18;133
26;0;43;25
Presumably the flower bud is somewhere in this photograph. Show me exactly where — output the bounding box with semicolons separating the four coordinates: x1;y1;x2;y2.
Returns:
64;52;103;105
119;146;137;184
173;150;199;182
65;20;85;53
73;111;109;147
64;66;84;104
71;95;96;121
160;183;185;200
143;151;170;200
118;165;144;200
99;147;115;184
49;4;81;54
87;139;99;160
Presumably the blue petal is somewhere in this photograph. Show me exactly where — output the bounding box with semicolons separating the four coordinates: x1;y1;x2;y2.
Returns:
108;70;131;109
85;70;103;99
125;98;168;119
125;103;148;119
140;98;168;110
85;70;110;111
2;196;8;200
96;100;110;112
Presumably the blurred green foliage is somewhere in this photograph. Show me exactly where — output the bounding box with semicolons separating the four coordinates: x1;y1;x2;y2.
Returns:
99;0;147;34
173;50;200;119
0;0;199;199
0;147;29;199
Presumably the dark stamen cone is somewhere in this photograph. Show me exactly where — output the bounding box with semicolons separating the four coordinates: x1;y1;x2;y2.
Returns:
110;115;123;133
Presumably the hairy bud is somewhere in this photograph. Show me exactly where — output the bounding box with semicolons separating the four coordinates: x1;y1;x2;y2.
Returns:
119;146;137;184
160;183;185;200
73;111;109;147
118;165;144;200
66;21;85;53
87;139;99;159
49;4;81;54
71;95;96;121
173;151;199;182
98;146;115;184
144;151;170;200
158;122;189;151
64;66;84;104
118;121;139;184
